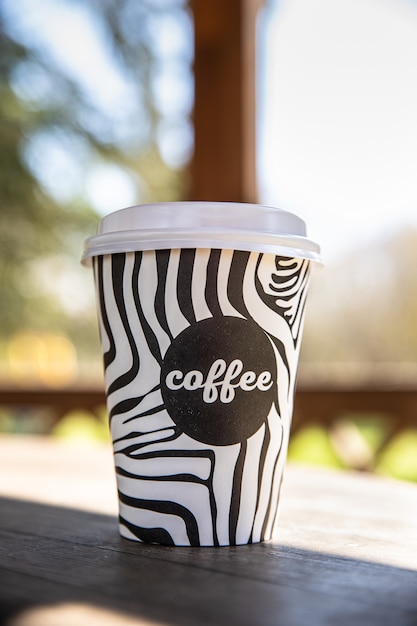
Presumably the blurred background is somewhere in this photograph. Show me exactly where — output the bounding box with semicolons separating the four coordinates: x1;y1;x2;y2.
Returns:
0;0;416;481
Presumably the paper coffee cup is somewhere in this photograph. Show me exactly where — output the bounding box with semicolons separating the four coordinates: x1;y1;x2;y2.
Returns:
83;202;321;546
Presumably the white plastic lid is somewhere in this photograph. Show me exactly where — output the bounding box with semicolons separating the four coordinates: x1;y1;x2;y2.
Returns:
81;202;321;265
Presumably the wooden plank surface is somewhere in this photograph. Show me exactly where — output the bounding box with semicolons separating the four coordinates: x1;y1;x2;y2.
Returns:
0;435;416;626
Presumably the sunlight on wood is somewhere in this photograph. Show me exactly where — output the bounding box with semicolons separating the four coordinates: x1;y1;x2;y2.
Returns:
8;603;166;626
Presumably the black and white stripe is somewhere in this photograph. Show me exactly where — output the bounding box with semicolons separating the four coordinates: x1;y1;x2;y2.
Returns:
93;249;310;546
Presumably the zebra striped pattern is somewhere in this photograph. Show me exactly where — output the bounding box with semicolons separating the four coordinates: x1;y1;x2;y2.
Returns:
93;249;311;546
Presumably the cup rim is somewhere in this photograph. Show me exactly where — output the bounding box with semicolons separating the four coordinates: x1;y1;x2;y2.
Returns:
81;202;322;266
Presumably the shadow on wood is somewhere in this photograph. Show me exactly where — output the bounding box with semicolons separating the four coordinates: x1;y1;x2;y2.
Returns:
1;496;416;626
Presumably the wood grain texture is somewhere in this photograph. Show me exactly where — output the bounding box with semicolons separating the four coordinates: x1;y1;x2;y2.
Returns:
189;0;261;203
0;435;416;626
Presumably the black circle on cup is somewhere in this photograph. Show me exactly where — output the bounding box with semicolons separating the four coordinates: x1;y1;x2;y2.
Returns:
160;316;277;446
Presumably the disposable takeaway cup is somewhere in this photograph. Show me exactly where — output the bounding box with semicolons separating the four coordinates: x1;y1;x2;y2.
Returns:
82;202;321;546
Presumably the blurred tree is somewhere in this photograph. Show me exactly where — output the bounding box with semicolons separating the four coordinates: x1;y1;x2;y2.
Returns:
301;228;417;370
0;0;192;350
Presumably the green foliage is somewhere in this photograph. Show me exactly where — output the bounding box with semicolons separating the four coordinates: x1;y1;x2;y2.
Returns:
0;26;96;336
288;418;417;483
288;426;346;469
0;407;53;434
0;0;190;345
376;429;417;482
52;408;110;443
349;413;391;452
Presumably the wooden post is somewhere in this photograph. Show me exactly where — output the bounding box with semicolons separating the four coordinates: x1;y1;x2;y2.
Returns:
189;0;262;203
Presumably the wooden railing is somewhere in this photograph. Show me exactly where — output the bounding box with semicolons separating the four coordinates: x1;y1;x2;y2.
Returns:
1;384;415;473
292;386;417;471
0;386;105;422
293;386;417;434
2;385;415;422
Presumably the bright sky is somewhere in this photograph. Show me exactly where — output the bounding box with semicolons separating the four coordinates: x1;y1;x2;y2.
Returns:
258;0;417;262
4;0;417;264
3;0;193;214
